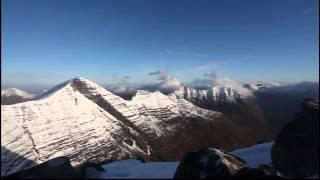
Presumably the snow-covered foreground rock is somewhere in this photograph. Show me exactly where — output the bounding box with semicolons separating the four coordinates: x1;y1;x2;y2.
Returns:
93;142;273;179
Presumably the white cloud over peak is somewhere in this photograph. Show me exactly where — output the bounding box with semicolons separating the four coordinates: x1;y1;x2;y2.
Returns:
189;71;253;96
148;70;181;91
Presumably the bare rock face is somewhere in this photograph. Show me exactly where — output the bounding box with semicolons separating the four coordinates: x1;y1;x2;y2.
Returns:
271;98;319;178
173;148;247;179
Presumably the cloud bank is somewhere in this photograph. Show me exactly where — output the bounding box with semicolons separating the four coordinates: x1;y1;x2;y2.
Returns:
148;70;181;92
189;71;252;95
108;70;253;97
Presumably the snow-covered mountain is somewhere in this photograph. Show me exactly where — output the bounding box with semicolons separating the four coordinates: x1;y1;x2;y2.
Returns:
1;78;152;176
1;77;273;176
68;78;265;159
171;85;274;139
1;88;35;105
173;86;249;105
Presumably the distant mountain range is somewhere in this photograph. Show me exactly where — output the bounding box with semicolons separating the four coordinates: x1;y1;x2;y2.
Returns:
1;77;318;176
1;88;35;105
1;77;274;176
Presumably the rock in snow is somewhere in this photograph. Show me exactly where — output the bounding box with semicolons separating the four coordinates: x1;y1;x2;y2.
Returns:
93;142;275;179
6;142;274;179
173;148;247;179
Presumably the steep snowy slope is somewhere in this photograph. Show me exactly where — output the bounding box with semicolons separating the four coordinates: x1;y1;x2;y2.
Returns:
129;90;222;130
1;88;35;105
70;78;255;160
127;89;272;160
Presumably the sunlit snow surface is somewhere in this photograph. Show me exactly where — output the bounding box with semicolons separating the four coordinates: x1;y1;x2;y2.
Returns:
97;160;179;179
95;142;273;179
231;142;273;167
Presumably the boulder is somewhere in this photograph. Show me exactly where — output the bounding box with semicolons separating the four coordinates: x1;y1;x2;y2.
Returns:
271;98;319;178
173;148;247;179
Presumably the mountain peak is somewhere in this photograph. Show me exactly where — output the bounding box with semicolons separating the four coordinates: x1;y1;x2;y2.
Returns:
71;77;90;82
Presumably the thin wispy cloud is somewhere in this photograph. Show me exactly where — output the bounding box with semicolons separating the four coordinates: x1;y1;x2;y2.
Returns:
192;63;219;72
188;56;251;73
188;71;253;95
283;7;315;22
164;49;207;57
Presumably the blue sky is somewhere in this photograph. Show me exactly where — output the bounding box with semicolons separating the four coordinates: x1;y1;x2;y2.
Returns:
2;0;319;89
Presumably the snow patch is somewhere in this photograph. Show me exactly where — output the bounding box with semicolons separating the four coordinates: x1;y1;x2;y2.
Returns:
94;142;273;179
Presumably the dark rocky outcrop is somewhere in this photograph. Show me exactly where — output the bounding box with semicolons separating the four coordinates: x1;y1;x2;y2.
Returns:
3;156;110;179
271;98;319;178
174;148;280;179
4;156;80;179
174;148;247;179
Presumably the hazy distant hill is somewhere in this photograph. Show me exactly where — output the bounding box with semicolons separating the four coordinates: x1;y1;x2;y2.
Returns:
1;88;35;105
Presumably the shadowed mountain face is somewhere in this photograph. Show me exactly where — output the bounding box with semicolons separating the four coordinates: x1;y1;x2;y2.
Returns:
254;82;319;131
271;98;319;178
170;87;276;141
1;146;37;176
1;96;30;105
